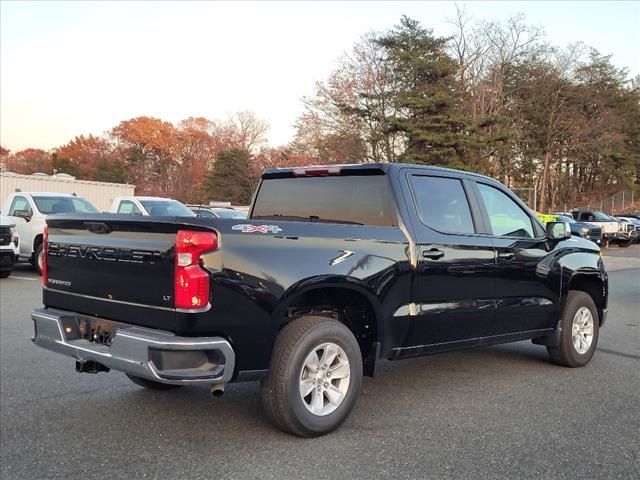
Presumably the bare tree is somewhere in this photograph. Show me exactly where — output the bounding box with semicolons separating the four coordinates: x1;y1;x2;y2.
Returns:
227;111;269;154
294;33;403;163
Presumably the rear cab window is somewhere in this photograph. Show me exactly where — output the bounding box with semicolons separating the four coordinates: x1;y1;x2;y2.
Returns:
251;175;397;227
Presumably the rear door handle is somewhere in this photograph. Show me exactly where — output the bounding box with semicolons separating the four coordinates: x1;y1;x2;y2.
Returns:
422;249;445;260
497;252;515;261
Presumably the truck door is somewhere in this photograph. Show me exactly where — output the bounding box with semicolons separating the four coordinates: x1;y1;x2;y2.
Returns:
472;181;558;333
399;170;497;353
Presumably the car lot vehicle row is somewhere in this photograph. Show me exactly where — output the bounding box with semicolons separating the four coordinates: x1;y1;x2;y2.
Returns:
2;193;247;275
2;192;99;273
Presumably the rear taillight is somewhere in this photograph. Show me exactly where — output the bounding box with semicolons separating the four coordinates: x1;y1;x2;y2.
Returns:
42;225;48;286
175;230;218;309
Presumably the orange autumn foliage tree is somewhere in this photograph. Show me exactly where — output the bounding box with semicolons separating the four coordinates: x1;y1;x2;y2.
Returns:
55;135;115;179
3;148;51;174
2;111;320;204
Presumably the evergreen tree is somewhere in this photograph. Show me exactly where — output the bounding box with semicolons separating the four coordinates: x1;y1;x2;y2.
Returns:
377;16;470;167
203;148;255;204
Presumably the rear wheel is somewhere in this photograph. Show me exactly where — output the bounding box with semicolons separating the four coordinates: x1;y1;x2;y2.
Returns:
0;270;11;279
547;291;599;367
126;374;183;390
261;315;363;437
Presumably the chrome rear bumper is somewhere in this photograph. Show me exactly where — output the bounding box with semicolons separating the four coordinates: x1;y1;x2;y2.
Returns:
32;308;235;385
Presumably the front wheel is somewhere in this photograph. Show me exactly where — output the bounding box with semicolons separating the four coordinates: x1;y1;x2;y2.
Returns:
261;315;363;437
547;291;599;367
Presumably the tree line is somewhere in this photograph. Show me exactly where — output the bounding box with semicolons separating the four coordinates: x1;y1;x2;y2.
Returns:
2;12;638;210
0;113;314;205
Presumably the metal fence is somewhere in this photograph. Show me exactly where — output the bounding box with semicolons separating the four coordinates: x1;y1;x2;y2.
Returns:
576;188;638;215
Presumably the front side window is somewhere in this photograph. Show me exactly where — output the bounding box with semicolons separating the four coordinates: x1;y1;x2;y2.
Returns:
117;200;142;215
9;196;32;216
409;175;475;234
477;183;534;238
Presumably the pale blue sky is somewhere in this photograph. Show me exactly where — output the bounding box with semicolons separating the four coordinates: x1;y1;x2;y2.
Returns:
1;1;639;152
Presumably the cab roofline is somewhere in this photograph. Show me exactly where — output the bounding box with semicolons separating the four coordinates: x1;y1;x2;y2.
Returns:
261;162;494;182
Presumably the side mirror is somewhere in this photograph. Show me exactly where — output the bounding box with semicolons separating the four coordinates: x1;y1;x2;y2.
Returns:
546;221;571;241
13;210;32;222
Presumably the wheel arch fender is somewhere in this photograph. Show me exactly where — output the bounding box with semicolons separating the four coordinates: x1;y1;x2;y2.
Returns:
273;275;384;375
564;270;607;325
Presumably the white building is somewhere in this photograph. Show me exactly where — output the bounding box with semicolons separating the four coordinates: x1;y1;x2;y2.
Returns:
0;172;134;212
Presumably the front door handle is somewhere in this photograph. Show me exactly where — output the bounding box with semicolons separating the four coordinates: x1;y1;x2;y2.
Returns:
422;248;445;260
497;252;515;261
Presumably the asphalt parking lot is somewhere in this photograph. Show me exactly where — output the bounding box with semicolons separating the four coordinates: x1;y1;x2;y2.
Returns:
1;246;639;480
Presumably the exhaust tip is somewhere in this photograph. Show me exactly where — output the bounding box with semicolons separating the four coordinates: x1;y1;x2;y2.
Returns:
211;383;225;398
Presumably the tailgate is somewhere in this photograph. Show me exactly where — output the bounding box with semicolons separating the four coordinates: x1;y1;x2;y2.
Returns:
44;215;196;329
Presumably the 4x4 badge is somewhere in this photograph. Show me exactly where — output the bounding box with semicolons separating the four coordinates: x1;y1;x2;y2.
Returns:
232;224;282;234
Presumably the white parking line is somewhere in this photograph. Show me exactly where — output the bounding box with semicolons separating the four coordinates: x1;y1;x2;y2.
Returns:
6;276;39;281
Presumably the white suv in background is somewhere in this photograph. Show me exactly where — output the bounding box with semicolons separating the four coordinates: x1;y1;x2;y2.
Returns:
2;192;99;274
0;215;20;278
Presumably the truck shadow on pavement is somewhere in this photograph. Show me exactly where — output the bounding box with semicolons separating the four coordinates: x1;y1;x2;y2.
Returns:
111;341;559;436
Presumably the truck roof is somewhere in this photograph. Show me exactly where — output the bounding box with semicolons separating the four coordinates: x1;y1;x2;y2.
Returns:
114;196;173;201
262;163;493;182
12;192;77;197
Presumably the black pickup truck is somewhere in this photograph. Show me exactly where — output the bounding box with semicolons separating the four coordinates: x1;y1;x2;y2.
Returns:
32;164;608;436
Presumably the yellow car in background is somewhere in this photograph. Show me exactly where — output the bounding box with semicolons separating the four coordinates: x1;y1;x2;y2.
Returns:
535;212;557;225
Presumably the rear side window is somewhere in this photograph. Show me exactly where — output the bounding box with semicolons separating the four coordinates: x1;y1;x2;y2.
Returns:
409;175;475;234
252;175;397;226
477;183;534;238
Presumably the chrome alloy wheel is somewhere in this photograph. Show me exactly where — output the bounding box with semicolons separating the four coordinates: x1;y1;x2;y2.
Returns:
572;307;594;354
299;342;351;416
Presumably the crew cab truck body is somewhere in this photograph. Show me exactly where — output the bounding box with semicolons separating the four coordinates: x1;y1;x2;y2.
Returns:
3;192;99;274
32;164;608;436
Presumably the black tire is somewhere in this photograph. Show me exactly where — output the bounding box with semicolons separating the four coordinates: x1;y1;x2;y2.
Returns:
261;315;363;437
0;270;11;279
34;243;44;275
126;374;183;390
547;291;599;367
